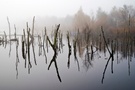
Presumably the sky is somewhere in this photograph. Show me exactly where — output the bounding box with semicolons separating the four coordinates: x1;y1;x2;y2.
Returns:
0;0;134;33
0;0;135;18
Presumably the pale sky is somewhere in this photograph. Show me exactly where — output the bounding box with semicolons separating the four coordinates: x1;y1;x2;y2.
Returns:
0;0;134;33
0;0;134;18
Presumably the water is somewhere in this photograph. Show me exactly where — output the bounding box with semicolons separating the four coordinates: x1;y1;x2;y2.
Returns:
0;34;135;90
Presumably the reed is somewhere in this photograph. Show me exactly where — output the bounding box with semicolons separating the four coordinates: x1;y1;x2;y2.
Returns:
22;35;26;60
14;24;17;39
32;16;35;37
23;29;27;68
7;17;11;57
43;28;47;64
27;23;32;73
38;35;42;56
7;17;11;40
45;27;49;53
101;26;111;54
32;39;37;65
73;38;80;71
31;16;37;65
58;31;63;53
16;38;19;79
4;31;7;48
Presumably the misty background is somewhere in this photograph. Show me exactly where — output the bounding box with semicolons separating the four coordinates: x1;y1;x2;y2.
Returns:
0;0;135;35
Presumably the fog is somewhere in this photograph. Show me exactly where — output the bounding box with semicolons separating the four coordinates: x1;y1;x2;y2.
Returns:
0;0;134;34
0;1;135;90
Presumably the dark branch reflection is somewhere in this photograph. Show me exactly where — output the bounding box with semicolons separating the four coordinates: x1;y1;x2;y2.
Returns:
47;24;62;82
101;56;111;84
73;39;80;71
0;20;135;84
15;38;19;79
43;28;47;64
67;31;72;68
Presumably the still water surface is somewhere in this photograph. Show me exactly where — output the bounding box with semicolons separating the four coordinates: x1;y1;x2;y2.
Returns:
0;36;135;90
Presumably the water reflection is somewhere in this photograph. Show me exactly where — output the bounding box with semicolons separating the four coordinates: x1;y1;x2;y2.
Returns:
67;31;72;68
73;38;80;71
0;24;135;86
47;24;62;82
42;28;47;64
15;38;19;79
